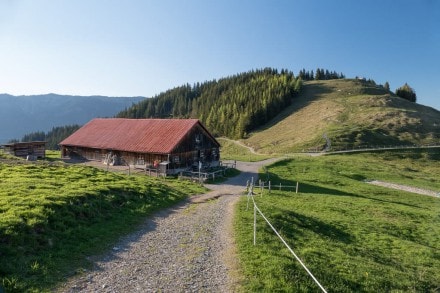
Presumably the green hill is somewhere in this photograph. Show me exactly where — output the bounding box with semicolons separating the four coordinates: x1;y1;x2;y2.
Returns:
116;71;439;153
243;79;440;153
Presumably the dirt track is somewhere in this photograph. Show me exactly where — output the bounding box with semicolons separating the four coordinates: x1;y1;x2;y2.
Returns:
367;180;440;197
58;159;278;292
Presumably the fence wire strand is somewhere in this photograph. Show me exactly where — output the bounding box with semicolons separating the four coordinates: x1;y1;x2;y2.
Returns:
248;187;328;293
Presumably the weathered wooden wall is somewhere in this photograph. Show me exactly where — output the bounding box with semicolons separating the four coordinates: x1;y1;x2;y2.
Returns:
60;122;220;174
3;142;46;158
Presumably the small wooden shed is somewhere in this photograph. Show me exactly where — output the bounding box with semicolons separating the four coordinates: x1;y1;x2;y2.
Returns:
59;118;220;175
2;141;46;159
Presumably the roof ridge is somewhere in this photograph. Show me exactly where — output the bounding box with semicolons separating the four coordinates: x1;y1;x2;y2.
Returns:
60;118;210;154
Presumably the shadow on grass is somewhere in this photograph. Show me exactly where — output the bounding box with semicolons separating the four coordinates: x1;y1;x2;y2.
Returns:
301;181;422;209
269;208;354;244
264;167;422;209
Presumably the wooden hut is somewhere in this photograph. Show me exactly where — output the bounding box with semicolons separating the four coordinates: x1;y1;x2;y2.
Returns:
59;118;220;175
2;141;46;159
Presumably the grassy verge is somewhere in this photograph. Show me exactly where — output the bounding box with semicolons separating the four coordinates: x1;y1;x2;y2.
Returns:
0;161;206;292
205;168;241;184
234;150;440;292
218;138;273;162
44;150;62;161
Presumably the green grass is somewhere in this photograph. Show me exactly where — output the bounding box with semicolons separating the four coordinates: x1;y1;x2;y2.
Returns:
205;167;241;184
218;138;273;162
243;79;440;153
0;151;21;161
44;150;61;161
0;161;206;292
234;150;440;292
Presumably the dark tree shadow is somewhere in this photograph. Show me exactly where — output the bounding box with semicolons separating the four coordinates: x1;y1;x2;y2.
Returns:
262;166;422;209
268;208;354;244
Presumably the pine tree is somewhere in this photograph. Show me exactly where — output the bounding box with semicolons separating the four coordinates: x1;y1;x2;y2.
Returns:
315;68;322;80
396;83;417;103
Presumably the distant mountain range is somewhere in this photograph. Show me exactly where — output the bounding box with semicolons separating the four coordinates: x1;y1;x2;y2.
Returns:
0;94;145;143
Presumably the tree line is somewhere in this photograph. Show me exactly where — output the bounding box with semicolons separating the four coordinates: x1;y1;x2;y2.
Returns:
10;125;81;150
116;68;305;138
298;68;345;81
298;68;417;103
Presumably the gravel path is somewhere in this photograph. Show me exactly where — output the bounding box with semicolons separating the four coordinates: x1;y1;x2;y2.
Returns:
367;180;440;197
57;159;278;292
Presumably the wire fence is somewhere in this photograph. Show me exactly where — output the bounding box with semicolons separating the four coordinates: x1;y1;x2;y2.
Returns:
248;179;300;194
300;143;440;154
245;177;327;293
247;166;300;195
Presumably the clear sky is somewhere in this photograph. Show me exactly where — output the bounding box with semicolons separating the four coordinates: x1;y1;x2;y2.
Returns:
1;0;439;110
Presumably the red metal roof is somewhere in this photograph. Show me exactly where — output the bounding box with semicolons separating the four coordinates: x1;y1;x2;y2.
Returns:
60;118;215;154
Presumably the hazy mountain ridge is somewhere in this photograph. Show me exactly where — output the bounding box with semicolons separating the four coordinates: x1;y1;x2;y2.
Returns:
0;93;145;143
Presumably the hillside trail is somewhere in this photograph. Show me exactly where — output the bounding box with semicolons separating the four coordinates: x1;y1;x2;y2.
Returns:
58;158;280;293
218;137;260;155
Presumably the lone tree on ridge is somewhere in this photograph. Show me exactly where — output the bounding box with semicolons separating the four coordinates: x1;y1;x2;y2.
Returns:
396;83;417;103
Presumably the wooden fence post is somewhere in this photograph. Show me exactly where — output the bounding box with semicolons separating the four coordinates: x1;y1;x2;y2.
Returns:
269;181;271;194
296;181;299;193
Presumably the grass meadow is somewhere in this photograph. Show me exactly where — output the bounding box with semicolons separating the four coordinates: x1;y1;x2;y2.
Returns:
218;138;272;162
0;156;205;292
234;150;440;292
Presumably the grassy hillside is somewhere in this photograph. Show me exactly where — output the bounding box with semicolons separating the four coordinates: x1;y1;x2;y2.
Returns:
0;158;205;292
234;150;440;292
243;79;440;153
217;138;272;162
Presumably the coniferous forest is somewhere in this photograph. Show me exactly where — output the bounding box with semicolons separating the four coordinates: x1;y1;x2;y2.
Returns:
117;68;305;138
17;125;81;150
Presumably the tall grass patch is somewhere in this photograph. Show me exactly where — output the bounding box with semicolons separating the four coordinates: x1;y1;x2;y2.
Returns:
0;162;205;292
235;151;439;292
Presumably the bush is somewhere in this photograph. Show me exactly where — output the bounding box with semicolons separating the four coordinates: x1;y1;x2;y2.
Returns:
396;83;417;102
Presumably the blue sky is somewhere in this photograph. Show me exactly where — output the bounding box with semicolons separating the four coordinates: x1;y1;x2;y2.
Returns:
1;0;439;110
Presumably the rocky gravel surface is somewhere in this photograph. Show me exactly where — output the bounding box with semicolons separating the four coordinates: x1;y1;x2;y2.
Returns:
57;159;280;293
58;192;240;293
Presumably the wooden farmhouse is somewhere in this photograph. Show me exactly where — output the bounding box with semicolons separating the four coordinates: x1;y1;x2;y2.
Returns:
1;141;46;159
59;118;220;175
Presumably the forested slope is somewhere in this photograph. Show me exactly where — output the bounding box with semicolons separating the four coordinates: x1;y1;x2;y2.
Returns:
17;125;81;150
116;68;303;138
